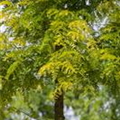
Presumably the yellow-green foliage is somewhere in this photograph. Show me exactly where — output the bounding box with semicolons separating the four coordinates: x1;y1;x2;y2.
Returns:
0;0;120;119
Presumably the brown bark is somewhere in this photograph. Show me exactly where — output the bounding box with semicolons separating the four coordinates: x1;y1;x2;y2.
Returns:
54;91;64;120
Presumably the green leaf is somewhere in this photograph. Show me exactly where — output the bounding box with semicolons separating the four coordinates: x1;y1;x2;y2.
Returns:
5;61;20;80
0;1;12;6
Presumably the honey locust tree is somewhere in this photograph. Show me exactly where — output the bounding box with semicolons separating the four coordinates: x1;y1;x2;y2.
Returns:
0;0;120;120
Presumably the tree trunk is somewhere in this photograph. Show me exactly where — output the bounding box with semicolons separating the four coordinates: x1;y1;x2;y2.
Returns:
54;91;64;120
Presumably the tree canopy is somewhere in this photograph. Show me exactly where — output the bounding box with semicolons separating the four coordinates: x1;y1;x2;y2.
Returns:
0;0;120;120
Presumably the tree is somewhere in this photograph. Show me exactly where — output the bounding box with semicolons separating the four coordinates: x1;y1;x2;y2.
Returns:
0;0;120;120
